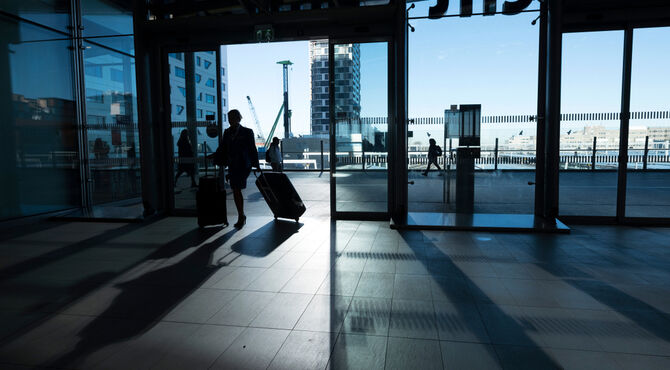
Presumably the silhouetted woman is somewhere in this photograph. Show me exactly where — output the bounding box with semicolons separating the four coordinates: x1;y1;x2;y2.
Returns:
175;129;197;187
222;109;259;228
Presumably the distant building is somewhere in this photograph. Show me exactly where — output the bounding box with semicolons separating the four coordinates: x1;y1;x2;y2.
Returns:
309;41;360;136
168;48;229;153
169;48;228;123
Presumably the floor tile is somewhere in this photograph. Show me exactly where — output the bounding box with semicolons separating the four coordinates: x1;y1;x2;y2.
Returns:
440;341;502;370
389;299;438;340
150;324;245;370
294;295;351;333
393;275;432;301
354;272;394;298
385;337;442;370
207;291;275;326
246;268;298;292
250;293;313;329
163;289;239;323
268;330;332;370
327;333;387;370
281;269;329;294
211;327;290;370
341;297;391;336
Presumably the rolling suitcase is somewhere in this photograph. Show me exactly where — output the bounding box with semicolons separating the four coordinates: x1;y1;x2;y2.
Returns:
196;145;228;228
255;170;306;222
196;176;227;228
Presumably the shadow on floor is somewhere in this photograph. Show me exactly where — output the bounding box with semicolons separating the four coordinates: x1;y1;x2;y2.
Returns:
45;220;303;368
398;231;564;369
44;226;236;368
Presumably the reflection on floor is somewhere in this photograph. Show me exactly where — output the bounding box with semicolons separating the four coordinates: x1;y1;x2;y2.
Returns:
1;215;670;369
174;170;670;217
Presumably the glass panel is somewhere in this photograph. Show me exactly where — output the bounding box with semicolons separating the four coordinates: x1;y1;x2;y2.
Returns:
0;17;79;220
560;31;623;217
83;42;140;205
625;27;670;218
0;0;71;32
170;50;223;210
81;0;134;54
333;42;388;213
407;11;538;215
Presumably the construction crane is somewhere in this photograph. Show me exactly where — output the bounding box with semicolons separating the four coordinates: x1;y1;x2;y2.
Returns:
246;96;265;142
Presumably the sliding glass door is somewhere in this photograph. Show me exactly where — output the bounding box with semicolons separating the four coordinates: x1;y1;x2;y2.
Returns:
329;41;389;219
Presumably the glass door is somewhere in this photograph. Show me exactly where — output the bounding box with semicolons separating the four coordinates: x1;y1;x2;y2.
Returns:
329;41;389;219
168;49;224;211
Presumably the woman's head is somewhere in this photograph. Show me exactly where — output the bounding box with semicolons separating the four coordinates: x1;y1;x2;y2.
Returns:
272;137;280;146
429;138;436;145
228;109;242;126
180;129;188;139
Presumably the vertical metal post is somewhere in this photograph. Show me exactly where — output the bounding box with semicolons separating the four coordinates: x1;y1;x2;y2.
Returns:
328;42;336;218
494;137;499;170
215;47;223;134
388;2;408;225
362;142;365;170
643;135;649;171
544;0;562;221
70;0;93;209
534;0;548;218
617;27;634;221
591;136;597;171
185;52;198;177
320;140;324;171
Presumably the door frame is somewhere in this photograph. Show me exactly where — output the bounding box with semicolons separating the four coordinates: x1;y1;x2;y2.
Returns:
328;37;394;221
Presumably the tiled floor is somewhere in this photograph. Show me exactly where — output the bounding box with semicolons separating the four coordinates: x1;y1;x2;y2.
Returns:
1;216;670;369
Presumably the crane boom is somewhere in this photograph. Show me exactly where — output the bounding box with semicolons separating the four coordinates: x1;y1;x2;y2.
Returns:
246;96;265;141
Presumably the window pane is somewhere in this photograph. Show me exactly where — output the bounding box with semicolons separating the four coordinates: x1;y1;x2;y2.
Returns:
333;42;388;213
560;31;623;217
408;11;538;215
0;0;71;32
0;17;79;220
81;0;134;54
626;27;670;218
82;42;140;205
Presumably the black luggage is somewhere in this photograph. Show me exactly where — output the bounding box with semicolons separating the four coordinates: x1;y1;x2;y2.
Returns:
196;144;227;228
196;176;228;228
255;171;306;222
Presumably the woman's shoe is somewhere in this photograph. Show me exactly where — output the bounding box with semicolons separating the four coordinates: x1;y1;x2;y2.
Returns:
234;215;246;229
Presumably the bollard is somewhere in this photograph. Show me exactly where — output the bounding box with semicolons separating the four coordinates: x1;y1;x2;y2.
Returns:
643;135;649;171
591;136;597;171
494;138;499;170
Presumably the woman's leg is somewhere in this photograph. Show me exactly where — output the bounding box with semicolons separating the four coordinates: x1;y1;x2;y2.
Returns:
233;188;244;216
233;188;245;228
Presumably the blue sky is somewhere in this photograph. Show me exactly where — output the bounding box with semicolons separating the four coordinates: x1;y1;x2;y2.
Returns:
226;3;669;143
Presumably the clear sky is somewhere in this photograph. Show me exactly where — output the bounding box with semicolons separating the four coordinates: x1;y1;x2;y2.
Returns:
226;2;669;145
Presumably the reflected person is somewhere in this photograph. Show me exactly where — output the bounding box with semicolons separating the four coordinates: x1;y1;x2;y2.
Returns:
422;138;443;176
175;129;197;188
268;137;283;172
222;109;259;228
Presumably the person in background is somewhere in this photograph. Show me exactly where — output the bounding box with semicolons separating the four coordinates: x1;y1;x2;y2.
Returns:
268;137;283;172
175;129;197;188
422;138;443;176
222;109;259;228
